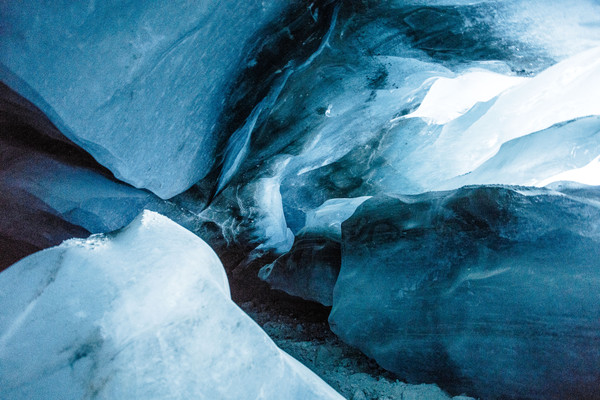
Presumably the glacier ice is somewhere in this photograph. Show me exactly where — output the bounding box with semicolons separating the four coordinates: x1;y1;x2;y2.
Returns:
301;197;372;240
537;155;600;187
397;0;600;61
382;46;600;194
0;83;161;270
259;197;370;306
197;1;600;310
0;211;343;400
329;186;600;400
259;233;340;306
403;69;526;124
0;0;295;198
446;116;600;189
4;0;600;397
412;46;600;179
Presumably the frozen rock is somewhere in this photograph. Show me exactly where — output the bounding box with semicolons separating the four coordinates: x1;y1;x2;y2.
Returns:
0;211;343;400
330;186;600;400
0;1;293;198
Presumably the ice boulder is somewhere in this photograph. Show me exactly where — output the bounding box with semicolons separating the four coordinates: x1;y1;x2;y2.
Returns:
0;211;343;400
259;234;340;306
0;0;294;198
330;186;600;400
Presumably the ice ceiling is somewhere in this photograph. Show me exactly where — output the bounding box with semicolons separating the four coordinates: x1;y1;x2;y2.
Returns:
1;1;599;399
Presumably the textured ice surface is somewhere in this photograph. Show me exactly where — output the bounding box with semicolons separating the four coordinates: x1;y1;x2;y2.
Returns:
0;0;292;198
0;83;157;270
259;233;340;306
0;211;343;400
330;186;600;399
5;1;600;396
251;178;295;256
199;2;600;308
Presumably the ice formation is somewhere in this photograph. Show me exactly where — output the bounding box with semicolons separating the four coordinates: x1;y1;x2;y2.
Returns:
403;70;527;124
330;186;600;399
0;83;161;271
399;46;600;190
3;0;600;398
248;4;600;311
258;197;370;306
0;0;295;198
0;211;343;400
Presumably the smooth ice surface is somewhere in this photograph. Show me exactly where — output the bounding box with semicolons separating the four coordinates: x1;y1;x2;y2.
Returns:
3;154;155;234
0;82;159;270
396;46;600;192
0;211;343;400
302;197;372;240
538;155;600;187
445;116;600;189
0;1;292;198
330;186;600;400
404;70;526;124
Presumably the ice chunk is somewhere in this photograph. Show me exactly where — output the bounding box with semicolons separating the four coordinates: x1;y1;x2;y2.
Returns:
330;186;600;400
0;211;343;400
258;197;370;305
0;1;292;198
251;177;295;256
259;234;340;306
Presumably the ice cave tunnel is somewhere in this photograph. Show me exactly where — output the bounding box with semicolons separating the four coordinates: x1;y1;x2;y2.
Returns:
1;1;599;399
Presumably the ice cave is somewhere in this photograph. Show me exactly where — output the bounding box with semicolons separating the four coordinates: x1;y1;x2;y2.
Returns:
1;1;599;399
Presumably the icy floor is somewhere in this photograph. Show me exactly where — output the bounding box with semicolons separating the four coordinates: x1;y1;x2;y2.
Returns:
236;288;474;400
